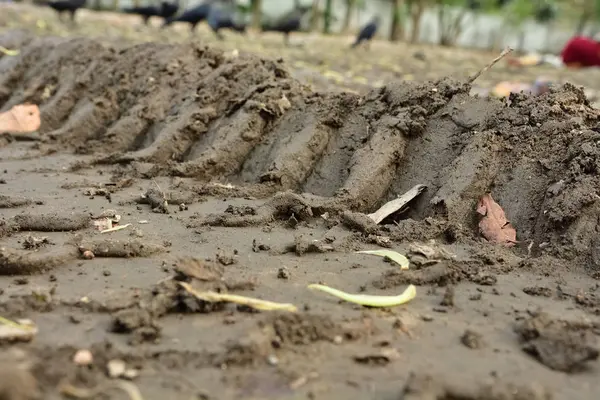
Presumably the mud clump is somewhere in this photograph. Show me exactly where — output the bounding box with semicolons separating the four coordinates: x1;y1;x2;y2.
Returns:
12;212;91;232
0;348;39;400
514;311;599;372
0;245;76;275
79;239;166;258
399;372;552;400
0;195;34;209
268;313;342;346
3;30;600;266
0;367;38;400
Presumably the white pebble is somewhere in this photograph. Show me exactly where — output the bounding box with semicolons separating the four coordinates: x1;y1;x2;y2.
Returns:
107;359;127;378
73;349;93;366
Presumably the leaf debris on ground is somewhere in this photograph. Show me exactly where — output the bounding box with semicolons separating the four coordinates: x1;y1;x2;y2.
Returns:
178;282;297;312
367;184;427;224
0;45;19;56
0;104;40;133
308;283;416;307
356;249;410;270
0;316;37;343
476;193;517;247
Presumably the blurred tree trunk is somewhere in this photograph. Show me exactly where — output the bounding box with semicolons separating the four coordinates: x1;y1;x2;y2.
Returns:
517;30;526;53
575;13;589;35
310;0;321;31
408;0;426;43
390;0;404;41
251;0;262;31
323;0;333;34
342;0;356;34
437;2;467;46
111;0;118;11
133;0;140;7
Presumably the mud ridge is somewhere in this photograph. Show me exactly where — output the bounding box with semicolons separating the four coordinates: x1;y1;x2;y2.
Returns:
3;30;600;266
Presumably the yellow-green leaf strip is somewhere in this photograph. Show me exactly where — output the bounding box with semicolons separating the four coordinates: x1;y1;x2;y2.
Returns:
308;284;416;307
356;249;409;270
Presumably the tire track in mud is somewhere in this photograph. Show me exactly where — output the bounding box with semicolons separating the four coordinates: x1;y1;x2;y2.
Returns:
3;30;600;267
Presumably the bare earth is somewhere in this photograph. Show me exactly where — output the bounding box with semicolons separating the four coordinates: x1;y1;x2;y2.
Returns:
1;4;600;400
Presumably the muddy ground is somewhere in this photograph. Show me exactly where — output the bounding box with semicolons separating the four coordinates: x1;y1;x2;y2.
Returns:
1;3;600;400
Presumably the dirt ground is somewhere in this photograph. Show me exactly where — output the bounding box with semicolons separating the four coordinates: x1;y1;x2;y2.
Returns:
1;3;600;400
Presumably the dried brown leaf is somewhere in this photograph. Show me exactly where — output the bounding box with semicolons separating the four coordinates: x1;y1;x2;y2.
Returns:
476;193;516;247
0;104;40;133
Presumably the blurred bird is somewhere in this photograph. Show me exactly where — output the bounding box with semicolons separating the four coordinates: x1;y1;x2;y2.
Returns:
467;0;481;10
351;16;380;49
160;1;179;19
162;0;215;32
46;0;87;23
123;5;160;25
124;1;179;25
261;5;311;46
207;5;246;40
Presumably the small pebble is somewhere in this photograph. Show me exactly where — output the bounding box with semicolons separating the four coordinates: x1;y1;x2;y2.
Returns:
82;250;95;260
73;349;93;366
277;267;290;280
102;270;111;277
123;368;139;380
469;293;482;301
107;359;126;378
130;227;144;237
461;329;484;349
333;335;343;344
267;355;279;366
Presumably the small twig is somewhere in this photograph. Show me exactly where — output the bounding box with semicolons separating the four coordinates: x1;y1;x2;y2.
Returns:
468;47;513;85
100;223;132;234
151;179;164;197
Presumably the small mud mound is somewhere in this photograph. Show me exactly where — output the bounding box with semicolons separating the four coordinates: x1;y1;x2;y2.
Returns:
2;30;600;268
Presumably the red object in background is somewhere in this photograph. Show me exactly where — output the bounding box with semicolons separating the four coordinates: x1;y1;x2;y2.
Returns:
561;36;600;67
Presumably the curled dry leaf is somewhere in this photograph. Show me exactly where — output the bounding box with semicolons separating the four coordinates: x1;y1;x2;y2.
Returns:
0;104;41;133
367;184;426;224
476;193;516;247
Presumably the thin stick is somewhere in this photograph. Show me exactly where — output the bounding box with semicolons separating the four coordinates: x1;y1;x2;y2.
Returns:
468;47;513;85
151;178;165;197
100;223;132;234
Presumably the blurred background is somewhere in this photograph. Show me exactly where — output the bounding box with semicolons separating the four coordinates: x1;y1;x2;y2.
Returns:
2;0;600;101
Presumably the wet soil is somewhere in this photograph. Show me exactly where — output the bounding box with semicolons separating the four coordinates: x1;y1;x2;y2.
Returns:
1;4;600;400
